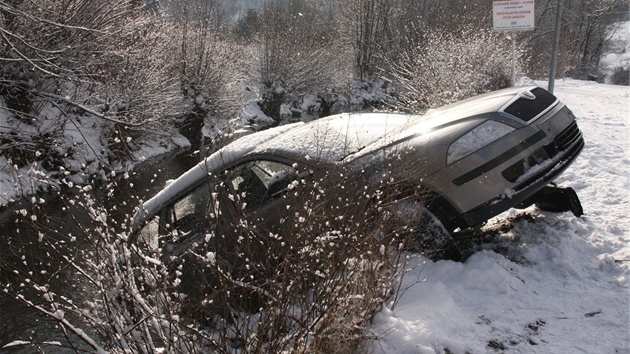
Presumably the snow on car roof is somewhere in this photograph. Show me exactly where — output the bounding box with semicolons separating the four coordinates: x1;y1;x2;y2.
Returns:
253;112;417;161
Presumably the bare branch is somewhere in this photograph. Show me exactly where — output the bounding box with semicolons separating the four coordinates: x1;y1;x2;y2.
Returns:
0;30;60;77
0;2;112;35
35;91;156;127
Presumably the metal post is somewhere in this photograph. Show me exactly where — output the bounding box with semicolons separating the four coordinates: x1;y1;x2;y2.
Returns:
548;0;563;93
512;31;517;86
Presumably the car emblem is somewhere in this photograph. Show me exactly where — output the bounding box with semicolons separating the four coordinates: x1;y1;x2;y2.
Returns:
519;89;536;100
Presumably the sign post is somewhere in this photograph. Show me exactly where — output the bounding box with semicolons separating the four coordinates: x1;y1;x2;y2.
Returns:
492;1;535;86
548;0;563;93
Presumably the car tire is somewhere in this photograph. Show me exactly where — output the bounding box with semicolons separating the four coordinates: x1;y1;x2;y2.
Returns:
387;197;461;261
413;208;462;261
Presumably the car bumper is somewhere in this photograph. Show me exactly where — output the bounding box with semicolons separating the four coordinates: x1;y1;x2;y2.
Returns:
460;133;584;227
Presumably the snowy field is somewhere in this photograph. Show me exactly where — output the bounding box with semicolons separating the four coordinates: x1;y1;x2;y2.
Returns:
371;79;630;353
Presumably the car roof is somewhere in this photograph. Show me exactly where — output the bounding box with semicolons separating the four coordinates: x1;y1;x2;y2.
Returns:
252;112;418;162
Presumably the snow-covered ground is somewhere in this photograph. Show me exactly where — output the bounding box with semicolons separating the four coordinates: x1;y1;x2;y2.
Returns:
371;79;630;353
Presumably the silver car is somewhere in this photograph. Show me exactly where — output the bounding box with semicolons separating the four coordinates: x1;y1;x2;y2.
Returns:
130;86;584;256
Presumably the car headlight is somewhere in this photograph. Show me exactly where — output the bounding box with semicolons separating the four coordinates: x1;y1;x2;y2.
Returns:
447;121;514;165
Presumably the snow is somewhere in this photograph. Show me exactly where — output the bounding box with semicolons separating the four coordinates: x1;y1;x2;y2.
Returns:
2;340;31;348
370;79;630;354
255;112;413;161
0;97;191;206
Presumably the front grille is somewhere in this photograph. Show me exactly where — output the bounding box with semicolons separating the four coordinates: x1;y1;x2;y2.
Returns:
555;121;582;151
502;121;583;183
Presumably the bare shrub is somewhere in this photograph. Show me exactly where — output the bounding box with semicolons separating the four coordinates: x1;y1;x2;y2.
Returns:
140;165;411;352
0;1;182;175
248;0;353;121
0;164;412;352
609;66;629;85
0;1;178;125
0;151;452;352
2;178;220;352
386;27;522;111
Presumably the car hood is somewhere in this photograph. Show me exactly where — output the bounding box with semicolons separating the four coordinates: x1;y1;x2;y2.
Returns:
343;87;533;161
419;86;529;122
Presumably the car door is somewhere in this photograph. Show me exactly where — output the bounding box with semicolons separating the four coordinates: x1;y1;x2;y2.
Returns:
135;174;239;251
136;158;308;256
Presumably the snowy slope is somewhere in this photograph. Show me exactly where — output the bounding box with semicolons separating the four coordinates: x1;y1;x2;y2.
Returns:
371;79;630;354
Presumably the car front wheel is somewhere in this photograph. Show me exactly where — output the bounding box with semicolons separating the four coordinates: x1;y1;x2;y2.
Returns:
386;196;461;261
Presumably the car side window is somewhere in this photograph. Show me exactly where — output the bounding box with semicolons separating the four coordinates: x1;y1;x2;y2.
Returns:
227;160;298;212
168;180;216;237
137;177;223;244
135;160;300;247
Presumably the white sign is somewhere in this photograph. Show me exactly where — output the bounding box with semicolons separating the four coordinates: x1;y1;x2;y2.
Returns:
493;0;535;31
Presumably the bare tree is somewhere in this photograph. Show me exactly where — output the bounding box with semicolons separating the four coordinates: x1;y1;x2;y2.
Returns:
167;0;245;148
251;0;352;120
526;0;627;79
333;0;398;80
0;0;181;167
565;0;627;78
